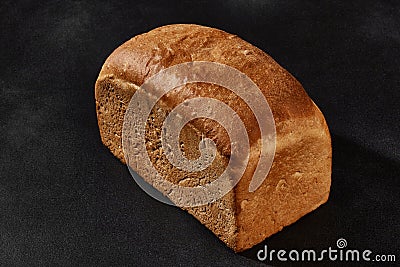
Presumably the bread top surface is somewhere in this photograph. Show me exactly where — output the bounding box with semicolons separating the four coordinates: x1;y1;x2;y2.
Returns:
97;24;320;148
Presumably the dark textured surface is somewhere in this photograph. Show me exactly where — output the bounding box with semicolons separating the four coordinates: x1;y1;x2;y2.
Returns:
0;0;399;266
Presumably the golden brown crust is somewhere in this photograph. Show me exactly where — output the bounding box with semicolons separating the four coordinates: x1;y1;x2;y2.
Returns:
98;24;316;144
95;24;332;252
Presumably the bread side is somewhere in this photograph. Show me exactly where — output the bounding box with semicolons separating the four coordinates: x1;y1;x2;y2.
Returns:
96;76;239;248
95;24;331;251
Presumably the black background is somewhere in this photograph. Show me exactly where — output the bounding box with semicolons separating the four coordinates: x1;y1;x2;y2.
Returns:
1;0;399;266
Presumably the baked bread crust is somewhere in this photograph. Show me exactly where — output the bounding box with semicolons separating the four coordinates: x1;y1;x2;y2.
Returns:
95;24;331;251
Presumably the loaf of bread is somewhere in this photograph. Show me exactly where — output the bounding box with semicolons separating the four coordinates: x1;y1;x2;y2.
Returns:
95;24;331;252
